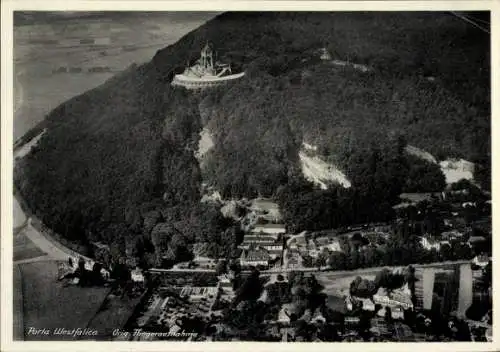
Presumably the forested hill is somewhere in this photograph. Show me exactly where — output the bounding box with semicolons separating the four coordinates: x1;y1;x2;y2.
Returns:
15;12;490;264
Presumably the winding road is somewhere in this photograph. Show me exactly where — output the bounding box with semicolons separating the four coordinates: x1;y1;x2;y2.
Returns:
13;195;89;264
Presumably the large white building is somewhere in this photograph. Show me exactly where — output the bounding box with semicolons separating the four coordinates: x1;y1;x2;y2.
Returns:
251;223;287;235
420;236;449;251
131;268;145;282
373;287;414;311
171;43;245;90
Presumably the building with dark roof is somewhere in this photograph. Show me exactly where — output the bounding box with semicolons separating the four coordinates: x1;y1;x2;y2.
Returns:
240;248;271;267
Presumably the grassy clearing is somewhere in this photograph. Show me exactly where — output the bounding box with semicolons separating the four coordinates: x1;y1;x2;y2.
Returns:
316;272;378;298
19;261;110;340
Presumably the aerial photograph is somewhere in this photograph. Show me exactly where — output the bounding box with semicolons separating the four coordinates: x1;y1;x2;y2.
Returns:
11;11;491;343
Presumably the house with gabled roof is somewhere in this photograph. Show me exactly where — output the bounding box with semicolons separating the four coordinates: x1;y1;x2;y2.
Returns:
240;247;271;267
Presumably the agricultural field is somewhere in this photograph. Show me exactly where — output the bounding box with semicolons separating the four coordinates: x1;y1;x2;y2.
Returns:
17;261;110;340
13;232;46;262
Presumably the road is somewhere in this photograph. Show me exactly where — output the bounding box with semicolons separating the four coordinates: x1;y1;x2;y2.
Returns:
13;180;471;275
149;259;471;276
19;221;70;262
13;195;91;263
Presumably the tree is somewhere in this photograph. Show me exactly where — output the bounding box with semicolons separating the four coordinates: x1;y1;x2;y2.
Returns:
302;256;314;268
374;268;406;290
229;259;241;275
77;257;86;272
215;259;227;275
294;319;315;341
482;260;492;288
440;243;453;261
150;223;173;253
143;210;162;237
235;269;263;304
452;241;472;260
363;246;376;268
347;248;360;270
350;276;377;298
428;248;439;262
318;323;341;342
327;251;346;270
169;232;192;263
315;248;329;269
385;307;393;324
404;155;446;192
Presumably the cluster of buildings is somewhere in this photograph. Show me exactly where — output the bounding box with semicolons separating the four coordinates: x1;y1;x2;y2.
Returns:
289;232;342;257
134;282;221;340
419;229;488;252
285;228;391;270
330;262;491;341
237;199;287;269
174;256;217;270
239;224;285;268
345;283;413;320
285;232;342;269
217;273;235;301
392;186;492;267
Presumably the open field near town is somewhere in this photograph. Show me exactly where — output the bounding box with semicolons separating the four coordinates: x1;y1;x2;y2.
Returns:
17;261;110;340
317;272;377;298
13;232;46;262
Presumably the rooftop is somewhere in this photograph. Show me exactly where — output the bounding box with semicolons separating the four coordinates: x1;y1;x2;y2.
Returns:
374;287;413;307
474;254;490;263
242;236;279;243
399;192;441;203
468;236;487;243
252;223;286;230
421;236;441;245
242;248;271;262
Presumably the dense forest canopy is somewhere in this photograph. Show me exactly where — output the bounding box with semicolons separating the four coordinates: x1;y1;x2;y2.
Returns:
15;12;490;264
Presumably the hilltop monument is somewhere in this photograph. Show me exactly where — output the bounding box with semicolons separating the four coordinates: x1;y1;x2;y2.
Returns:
171;42;245;90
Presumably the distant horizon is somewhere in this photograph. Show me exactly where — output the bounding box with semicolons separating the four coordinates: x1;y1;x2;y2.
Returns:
13;10;489;26
14;11;222;27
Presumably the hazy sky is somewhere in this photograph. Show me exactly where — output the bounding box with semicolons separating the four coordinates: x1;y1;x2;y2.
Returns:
14;11;221;26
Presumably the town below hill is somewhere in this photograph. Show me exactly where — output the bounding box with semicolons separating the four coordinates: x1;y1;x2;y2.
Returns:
14;170;492;341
